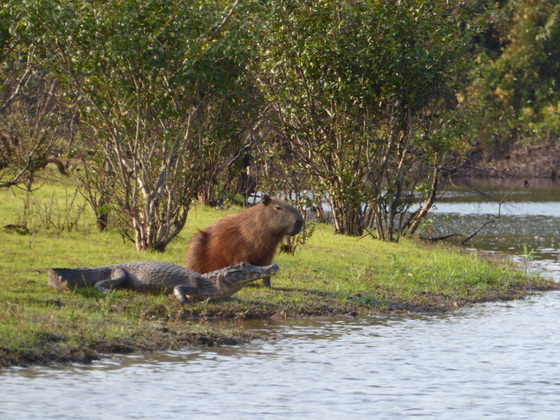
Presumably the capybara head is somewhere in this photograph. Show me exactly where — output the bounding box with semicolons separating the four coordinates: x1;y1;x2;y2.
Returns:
260;194;304;236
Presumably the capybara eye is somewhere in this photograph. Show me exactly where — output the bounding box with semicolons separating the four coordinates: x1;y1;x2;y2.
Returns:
275;206;282;210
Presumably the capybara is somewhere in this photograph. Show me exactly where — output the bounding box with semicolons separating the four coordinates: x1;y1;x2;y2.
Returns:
185;195;303;286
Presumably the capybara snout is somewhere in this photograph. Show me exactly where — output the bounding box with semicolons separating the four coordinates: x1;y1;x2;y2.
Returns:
185;195;304;275
264;197;304;237
288;213;304;236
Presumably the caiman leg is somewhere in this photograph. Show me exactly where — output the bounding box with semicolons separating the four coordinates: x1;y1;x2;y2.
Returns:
94;269;127;292
173;285;201;305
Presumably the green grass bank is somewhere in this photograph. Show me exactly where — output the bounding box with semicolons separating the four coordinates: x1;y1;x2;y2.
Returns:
1;173;558;368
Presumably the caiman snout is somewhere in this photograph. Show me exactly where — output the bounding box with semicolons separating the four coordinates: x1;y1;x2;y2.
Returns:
238;262;279;277
215;262;280;284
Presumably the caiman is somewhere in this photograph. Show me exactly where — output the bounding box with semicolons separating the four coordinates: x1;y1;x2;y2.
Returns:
48;261;279;304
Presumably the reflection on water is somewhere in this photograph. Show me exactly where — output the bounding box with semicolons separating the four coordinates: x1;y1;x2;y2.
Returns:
1;179;560;420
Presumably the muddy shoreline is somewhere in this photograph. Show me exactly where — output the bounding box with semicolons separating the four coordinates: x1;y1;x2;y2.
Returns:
464;140;560;180
3;275;558;369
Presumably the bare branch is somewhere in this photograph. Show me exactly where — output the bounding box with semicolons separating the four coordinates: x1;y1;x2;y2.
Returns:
460;180;524;245
421;233;464;242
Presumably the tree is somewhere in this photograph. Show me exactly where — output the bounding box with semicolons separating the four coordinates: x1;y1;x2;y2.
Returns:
20;0;256;251
470;0;560;145
0;3;73;190
258;0;473;238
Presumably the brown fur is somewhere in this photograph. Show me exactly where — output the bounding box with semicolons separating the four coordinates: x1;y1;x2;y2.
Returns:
185;195;303;274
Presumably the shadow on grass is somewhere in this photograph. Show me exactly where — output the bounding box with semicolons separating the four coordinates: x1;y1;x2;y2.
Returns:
188;284;419;319
70;286;105;298
65;282;449;320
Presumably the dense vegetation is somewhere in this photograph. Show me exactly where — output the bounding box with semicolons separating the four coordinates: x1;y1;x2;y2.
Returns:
2;1;559;366
1;0;559;249
469;0;560;146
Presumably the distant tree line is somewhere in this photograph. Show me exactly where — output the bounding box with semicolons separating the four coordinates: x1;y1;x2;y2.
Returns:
1;0;557;251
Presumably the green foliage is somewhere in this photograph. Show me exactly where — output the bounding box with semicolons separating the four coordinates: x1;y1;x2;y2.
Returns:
258;0;474;237
470;0;560;143
9;0;260;251
1;0;74;190
5;0;558;251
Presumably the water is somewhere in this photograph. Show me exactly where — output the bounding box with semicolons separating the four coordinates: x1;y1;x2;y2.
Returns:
427;178;560;262
2;179;560;419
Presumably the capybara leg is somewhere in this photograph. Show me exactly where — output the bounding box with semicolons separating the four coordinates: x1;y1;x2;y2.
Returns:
94;268;127;292
173;285;199;304
262;276;271;288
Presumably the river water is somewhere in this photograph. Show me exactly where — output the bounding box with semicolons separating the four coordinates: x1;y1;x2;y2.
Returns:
1;180;559;419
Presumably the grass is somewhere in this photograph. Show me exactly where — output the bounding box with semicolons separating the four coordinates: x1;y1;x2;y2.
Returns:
1;170;558;368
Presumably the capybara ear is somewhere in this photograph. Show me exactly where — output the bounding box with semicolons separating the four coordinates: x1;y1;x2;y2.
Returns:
262;194;271;205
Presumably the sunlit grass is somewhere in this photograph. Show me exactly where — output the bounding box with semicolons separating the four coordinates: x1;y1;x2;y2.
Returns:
1;170;557;367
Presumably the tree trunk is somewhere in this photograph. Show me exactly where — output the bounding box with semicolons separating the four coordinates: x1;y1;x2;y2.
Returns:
404;165;440;236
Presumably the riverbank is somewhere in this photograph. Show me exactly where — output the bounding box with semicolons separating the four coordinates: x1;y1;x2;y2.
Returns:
465;139;560;180
1;177;558;368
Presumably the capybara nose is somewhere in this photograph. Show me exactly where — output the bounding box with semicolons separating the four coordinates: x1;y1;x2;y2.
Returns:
291;218;304;235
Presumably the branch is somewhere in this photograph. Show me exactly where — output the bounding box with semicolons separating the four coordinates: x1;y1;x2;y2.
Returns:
0;128;53;189
420;233;464;242
460;180;523;245
358;228;376;240
0;62;33;114
460;218;496;245
209;0;240;40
